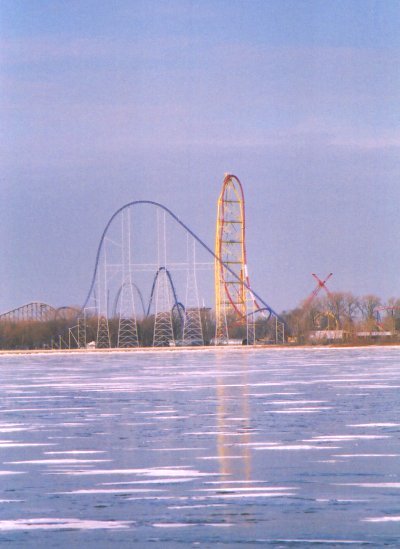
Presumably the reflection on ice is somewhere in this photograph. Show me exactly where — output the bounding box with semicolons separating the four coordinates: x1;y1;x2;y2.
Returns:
6;459;111;465
44;450;106;455
57;488;165;494
333;454;400;458
0;442;55;448
255;444;339;451
266;540;373;545
0;470;26;475
305;435;390;442
0;518;132;530
348;423;400;428
335;483;400;489
267;407;331;413
363;516;400;522
153;522;190;528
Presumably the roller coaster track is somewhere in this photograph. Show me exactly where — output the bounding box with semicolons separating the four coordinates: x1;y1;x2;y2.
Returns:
112;282;146;318
215;174;282;342
110;268;186;330
0;302;79;323
146;267;185;328
215;175;248;322
0;302;55;322
82;200;282;325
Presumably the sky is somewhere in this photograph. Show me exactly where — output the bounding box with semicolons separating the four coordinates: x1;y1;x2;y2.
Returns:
1;0;399;314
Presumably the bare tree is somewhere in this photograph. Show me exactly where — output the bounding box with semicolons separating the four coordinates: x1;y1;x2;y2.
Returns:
358;295;381;321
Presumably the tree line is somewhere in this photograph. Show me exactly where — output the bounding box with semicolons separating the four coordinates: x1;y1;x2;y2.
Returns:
0;309;215;350
282;292;400;344
0;292;399;349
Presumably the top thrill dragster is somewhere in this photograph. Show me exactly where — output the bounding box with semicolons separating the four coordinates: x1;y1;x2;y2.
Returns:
214;174;259;343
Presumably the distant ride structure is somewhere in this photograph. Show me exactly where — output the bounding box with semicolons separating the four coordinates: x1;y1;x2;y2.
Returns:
214;174;284;344
80;177;283;347
302;273;339;331
214;174;249;343
0;302;78;323
304;273;333;308
374;305;400;332
1;175;284;349
80;200;214;348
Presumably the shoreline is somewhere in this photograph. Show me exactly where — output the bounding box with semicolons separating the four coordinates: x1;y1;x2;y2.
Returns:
0;342;399;357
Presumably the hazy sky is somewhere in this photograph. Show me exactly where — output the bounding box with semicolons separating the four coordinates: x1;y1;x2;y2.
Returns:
1;0;399;313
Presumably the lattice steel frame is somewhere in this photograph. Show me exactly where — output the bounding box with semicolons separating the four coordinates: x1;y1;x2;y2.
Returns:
215;174;255;343
182;238;204;345
117;209;139;348
82;197;285;346
0;302;56;322
153;268;175;347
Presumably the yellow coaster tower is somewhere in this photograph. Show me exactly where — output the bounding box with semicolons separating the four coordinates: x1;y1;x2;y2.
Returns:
215;174;254;343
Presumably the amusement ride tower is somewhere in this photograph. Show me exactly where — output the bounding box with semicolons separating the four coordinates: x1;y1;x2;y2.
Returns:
214;174;256;343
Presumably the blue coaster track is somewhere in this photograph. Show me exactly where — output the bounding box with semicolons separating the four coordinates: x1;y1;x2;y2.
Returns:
81;200;282;323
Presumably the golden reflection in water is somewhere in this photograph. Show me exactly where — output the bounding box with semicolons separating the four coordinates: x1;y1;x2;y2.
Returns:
216;352;252;483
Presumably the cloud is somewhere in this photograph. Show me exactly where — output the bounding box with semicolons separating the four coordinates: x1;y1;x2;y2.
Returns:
0;32;197;67
0;37;109;64
1;32;399;174
331;132;400;150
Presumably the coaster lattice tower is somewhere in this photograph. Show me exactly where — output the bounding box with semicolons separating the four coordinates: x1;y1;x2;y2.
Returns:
182;238;204;345
96;245;111;348
117;210;139;348
82;197;285;347
153;268;176;347
215;174;255;343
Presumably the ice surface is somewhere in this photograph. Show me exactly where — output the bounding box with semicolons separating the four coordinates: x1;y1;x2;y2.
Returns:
0;347;399;546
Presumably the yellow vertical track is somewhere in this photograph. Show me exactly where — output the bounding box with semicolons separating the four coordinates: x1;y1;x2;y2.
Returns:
215;174;249;343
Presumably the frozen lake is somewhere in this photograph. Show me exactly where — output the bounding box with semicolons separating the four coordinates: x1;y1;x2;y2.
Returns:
0;347;399;547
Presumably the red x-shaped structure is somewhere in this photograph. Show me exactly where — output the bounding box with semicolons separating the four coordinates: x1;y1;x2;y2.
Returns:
304;273;333;307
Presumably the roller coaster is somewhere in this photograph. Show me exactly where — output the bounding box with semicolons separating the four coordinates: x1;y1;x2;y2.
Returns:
0;302;78;323
0;174;284;348
215;174;280;343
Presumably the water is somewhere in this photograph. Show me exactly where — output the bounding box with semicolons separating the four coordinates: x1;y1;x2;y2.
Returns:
0;347;399;547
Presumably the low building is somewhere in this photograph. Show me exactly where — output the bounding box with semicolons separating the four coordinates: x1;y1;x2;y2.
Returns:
309;330;346;342
356;331;393;338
